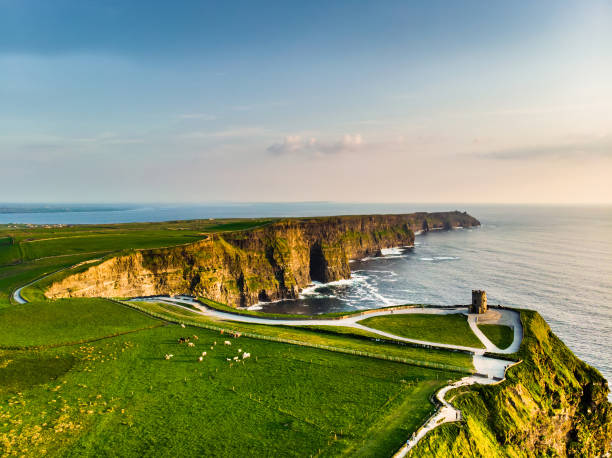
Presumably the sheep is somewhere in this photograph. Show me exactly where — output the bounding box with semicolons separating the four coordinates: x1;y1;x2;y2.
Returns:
180;323;186;328
193;335;199;340
226;358;231;361
233;356;239;361
187;342;195;347
164;354;174;360
224;340;231;346
238;349;242;353
201;351;207;356
242;352;250;359
214;341;217;345
198;356;203;362
210;346;214;350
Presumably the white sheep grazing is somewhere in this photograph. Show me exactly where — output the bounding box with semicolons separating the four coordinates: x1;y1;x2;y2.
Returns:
187;342;195;347
193;335;199;340
242;352;250;359
164;354;174;360
238;349;242;353
201;351;207;356
210;346;214;350
226;358;231;361
214;341;217;345
198;356;203;362
233;356;239;361
224;340;231;346
180;323;186;328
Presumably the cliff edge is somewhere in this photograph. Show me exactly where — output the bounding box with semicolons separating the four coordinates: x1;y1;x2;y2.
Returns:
44;211;479;306
409;310;612;457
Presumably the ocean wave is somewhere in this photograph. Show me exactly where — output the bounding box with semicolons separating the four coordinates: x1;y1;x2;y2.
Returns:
419;256;459;261
381;247;403;256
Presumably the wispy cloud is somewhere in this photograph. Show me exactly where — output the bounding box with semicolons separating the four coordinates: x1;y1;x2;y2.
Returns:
267;134;364;156
476;136;612;161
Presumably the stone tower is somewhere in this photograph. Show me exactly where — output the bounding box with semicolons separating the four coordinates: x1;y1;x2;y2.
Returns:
471;290;487;314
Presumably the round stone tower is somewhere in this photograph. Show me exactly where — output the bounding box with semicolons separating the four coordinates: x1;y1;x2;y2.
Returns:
470;290;487;314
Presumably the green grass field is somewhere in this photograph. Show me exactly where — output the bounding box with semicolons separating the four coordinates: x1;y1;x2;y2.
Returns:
0;299;161;348
477;324;514;349
0;218;273;266
358;313;485;349
0;307;458;456
129;301;474;372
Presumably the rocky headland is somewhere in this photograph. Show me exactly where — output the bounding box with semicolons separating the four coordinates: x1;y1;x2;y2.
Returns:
44;211;479;306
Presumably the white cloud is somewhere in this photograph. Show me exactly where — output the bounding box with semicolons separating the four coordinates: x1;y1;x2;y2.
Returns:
267;134;364;156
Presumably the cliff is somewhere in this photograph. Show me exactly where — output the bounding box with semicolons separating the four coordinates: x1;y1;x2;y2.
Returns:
44;211;479;306
409;310;612;457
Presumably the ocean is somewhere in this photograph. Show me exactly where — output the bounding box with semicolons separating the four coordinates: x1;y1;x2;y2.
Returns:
2;203;611;390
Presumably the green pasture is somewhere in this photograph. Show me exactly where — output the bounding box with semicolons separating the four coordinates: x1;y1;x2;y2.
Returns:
477;324;514;349
0;218;273;265
0;299;161;348
0;320;456;457
131;301;474;371
358;313;485;349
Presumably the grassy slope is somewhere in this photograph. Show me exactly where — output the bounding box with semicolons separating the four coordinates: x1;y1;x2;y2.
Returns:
134;301;474;371
358;314;484;349
0;299;161;348
409;310;612;457
0;323;457;457
478;324;514;350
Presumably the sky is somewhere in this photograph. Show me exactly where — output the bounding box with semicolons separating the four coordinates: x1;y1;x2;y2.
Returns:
1;0;611;204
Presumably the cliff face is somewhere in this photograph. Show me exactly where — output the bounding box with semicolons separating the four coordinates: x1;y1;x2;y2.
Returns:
410;310;612;457
44;211;479;306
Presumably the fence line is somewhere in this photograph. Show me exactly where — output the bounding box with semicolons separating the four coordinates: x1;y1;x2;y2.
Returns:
114;299;473;375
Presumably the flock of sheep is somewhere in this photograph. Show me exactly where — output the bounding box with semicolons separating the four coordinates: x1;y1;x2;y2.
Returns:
164;330;251;364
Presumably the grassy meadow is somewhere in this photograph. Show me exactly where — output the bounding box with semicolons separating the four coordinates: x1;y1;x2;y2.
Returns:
477;323;514;349
358;313;485;349
0;304;457;457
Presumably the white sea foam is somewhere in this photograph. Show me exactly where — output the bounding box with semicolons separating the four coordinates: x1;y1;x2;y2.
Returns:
420;257;434;261
434;256;459;261
381;247;403;256
246;304;263;311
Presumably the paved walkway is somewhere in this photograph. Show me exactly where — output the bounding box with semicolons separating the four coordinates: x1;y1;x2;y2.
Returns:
393;374;497;457
138;296;507;354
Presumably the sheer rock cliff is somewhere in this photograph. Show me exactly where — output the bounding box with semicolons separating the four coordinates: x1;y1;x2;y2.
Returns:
44;211;479;306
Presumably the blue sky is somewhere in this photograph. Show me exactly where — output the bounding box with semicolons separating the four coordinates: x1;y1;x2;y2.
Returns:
1;0;611;203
